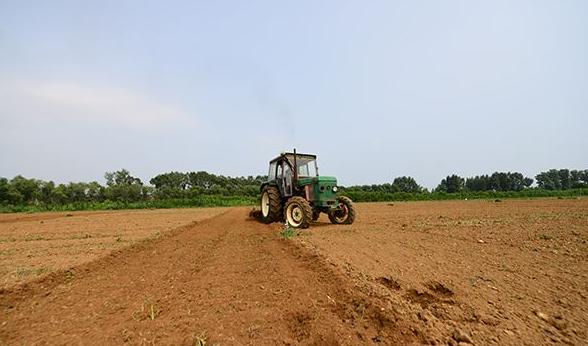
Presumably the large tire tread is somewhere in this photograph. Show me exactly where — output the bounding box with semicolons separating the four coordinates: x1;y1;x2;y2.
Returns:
261;186;283;224
328;196;356;225
284;196;313;229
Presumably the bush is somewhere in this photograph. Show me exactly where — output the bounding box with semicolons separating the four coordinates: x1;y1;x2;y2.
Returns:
0;195;257;213
340;188;588;203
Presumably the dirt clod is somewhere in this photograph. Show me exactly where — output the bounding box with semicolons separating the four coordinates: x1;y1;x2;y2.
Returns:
549;316;568;331
535;310;549;321
248;208;262;220
425;281;454;297
452;329;473;344
377;276;401;291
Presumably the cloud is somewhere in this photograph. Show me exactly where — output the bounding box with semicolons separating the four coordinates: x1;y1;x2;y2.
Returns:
0;80;195;132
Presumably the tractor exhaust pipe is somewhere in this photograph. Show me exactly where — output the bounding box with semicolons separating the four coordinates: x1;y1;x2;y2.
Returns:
293;148;298;182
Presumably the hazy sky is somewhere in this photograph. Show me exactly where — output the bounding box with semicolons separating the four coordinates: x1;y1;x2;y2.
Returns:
1;1;586;188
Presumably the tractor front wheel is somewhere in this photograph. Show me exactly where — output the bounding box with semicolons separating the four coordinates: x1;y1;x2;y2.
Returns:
260;186;282;223
328;196;356;225
284;197;313;229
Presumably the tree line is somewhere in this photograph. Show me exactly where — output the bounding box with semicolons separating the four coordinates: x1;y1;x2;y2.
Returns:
0;168;586;212
0;169;265;208
342;169;588;194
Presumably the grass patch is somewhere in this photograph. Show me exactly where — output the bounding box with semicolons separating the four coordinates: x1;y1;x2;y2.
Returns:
0;249;16;256
23;234;46;241
15;266;48;278
539;234;554;241
281;225;298;239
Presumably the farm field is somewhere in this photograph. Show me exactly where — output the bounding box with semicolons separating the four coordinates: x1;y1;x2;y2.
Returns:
0;199;586;345
0;208;228;289
299;199;588;345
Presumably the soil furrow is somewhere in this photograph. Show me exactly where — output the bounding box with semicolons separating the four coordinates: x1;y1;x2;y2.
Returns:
0;208;413;345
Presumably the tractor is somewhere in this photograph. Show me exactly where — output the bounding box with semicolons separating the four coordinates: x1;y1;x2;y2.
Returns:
258;150;356;228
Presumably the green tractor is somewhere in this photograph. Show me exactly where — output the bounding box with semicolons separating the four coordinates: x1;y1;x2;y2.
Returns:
258;150;356;228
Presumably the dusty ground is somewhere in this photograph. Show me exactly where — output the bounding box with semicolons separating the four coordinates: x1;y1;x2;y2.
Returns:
0;208;226;289
301;199;588;345
0;199;586;345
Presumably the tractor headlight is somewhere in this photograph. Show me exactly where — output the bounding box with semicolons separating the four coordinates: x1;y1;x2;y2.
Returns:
332;186;338;192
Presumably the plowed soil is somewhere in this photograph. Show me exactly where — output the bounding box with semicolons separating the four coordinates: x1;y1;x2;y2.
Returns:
0;208;227;289
0;199;587;345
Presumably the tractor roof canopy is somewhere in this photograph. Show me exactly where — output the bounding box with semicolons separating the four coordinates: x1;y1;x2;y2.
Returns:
269;152;316;167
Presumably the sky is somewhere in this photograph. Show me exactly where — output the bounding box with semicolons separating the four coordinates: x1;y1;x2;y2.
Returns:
0;0;587;188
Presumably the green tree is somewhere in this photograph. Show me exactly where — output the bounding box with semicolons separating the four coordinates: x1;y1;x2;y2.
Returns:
436;175;465;193
465;175;491;191
568;170;587;188
0;178;9;204
150;172;189;190
523;177;534;188
10;176;41;204
105;169;142;187
86;181;105;201
581;170;588;184
51;184;69;204
558;169;571;190
39;181;55;204
391;176;423;193
104;169;144;202
63;182;90;202
536;170;559;190
466;172;532;191
150;172;189;198
535;169;578;190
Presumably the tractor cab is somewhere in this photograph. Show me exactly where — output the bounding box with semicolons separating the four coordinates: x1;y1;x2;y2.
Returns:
267;152;318;198
259;150;356;229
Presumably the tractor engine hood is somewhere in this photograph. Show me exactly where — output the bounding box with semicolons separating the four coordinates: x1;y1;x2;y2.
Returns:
297;176;338;208
297;176;337;186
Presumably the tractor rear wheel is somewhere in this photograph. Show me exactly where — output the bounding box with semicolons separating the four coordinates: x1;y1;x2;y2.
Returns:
284;196;313;229
328;196;356;225
260;186;282;223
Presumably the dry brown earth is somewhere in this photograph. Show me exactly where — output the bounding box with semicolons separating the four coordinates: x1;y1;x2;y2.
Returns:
300;199;588;345
0;199;586;345
0;208;226;289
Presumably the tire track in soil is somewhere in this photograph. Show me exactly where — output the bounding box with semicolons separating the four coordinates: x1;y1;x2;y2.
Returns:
0;209;415;345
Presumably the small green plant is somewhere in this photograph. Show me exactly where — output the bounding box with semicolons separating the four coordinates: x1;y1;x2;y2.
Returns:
149;304;158;320
132;298;161;321
194;332;207;346
540;234;553;240
24;234;46;241
64;269;75;282
281;223;297;239
15;266;47;278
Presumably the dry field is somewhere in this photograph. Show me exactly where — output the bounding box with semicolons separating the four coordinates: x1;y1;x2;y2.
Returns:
0;208;227;289
301;199;588;345
0;199;586;345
